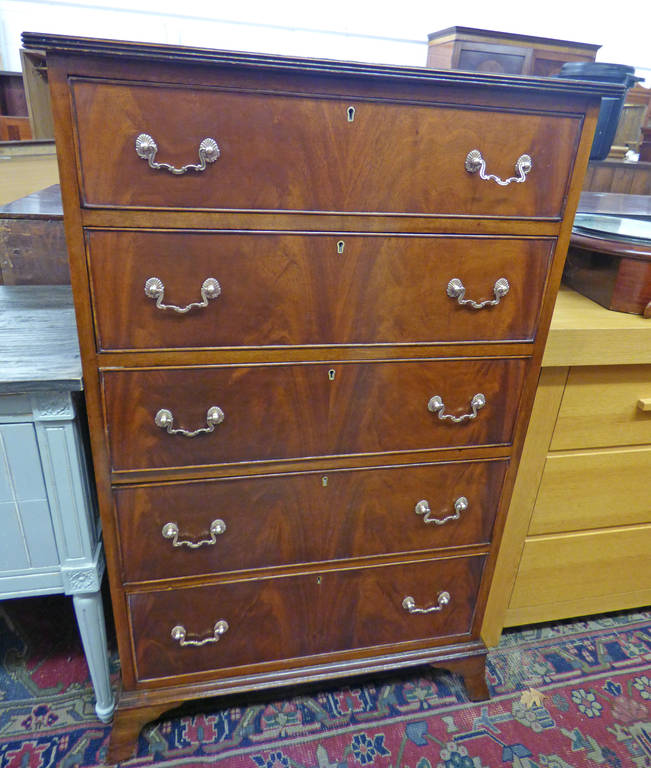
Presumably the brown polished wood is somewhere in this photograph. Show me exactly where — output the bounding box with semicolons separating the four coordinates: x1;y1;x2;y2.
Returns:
87;231;554;350
26;30;609;761
440;651;490;701
116;460;507;583
71;78;581;219
102;359;527;471
129;555;484;682
107;700;183;765
565;231;651;315
426;27;600;77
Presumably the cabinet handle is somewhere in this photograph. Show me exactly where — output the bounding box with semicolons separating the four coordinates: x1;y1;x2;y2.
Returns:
465;149;532;185
161;519;226;548
428;393;486;423
154;406;224;437
415;496;468;525
171;620;229;647
136;133;220;174
637;398;651;412
447;277;509;309
144;276;221;313
402;591;451;614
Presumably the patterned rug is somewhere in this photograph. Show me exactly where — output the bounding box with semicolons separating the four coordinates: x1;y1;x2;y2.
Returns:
0;594;649;767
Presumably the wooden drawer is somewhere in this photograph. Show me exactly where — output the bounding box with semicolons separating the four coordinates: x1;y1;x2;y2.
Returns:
128;554;485;682
115;459;506;582
530;446;651;534
102;359;528;472
87;230;554;351
551;365;651;450
71;78;580;218
509;525;651;613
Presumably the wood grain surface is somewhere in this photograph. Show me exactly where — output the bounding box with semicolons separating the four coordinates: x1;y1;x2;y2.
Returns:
86;231;553;350
551;364;651;449
71;79;581;218
32;31;608;758
508;524;651;611
115;459;506;582
102;359;528;471
128;554;485;682
530;447;651;534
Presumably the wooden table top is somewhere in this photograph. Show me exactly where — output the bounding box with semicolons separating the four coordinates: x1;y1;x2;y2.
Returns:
544;286;651;367
0;285;82;392
0;183;62;220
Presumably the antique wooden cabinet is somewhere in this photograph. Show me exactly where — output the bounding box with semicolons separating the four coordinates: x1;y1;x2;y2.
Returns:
22;32;618;763
426;26;600;77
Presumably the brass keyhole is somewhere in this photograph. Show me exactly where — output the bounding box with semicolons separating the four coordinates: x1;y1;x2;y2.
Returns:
337;240;345;254
347;106;355;122
328;369;336;381
322;476;328;487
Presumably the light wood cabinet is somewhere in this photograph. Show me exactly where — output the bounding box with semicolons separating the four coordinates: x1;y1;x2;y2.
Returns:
482;288;651;646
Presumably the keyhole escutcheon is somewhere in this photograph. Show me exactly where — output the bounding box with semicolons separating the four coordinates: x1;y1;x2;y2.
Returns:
347;106;355;122
336;240;345;254
328;369;336;381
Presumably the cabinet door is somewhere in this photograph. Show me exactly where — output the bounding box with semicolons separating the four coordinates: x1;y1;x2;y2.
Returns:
0;423;58;574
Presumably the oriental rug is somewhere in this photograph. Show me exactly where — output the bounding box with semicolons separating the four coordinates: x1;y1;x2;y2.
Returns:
0;595;649;768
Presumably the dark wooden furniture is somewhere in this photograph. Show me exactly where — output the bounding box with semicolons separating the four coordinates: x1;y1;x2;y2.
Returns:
640;128;651;162
583;159;651;195
25;31;616;764
0;184;68;284
0;70;32;140
426;27;600;76
565;211;651;316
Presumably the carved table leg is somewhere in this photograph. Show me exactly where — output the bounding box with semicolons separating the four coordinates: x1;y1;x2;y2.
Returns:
435;652;490;702
106;701;179;765
72;591;115;722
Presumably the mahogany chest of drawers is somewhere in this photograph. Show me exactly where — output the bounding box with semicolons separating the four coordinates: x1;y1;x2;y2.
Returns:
23;31;618;763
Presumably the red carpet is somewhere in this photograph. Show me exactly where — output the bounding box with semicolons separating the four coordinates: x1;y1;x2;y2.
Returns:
0;594;649;767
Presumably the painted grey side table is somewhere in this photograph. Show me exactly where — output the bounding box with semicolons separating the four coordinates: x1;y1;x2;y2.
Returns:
0;285;115;722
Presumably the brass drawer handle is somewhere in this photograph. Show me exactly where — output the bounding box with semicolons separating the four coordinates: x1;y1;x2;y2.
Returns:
135;133;220;174
154;406;224;437
415;496;468;525
637;398;651;412
447;277;509;309
144;276;221;313
162;519;226;548
171;620;229;647
402;591;451;614
428;393;486;423
465;149;532;185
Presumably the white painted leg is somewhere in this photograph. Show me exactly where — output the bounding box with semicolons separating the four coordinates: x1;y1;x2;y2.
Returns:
72;591;115;723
